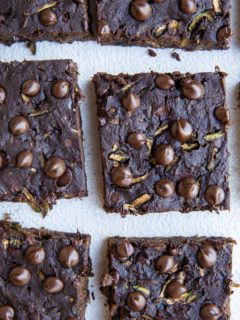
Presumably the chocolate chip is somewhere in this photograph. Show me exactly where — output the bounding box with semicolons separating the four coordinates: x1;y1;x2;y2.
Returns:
205;185;225;205
127;132;145;148
215;107;230;125
130;0;152;21
217;26;232;42
16;151;33;169
115;239;134;259
57;169;73;187
22;80;40;97
9;116;30;136
148;49;157;57
0;87;6;104
111;166;133;187
127;292;146;311
155;179;175;198
52;80;70;98
59;246;79;268
0;305;14;320
154;144;175;166
178;177;199;199
165;280;187;299
44;157;66;179
98;20;111;35
197;244;217;268
179;0;197;14
39;9;57;27
0;151;8;169
156;74;175;90
156;255;175;273
9;266;31;286
200;303;220;320
171;119;193;142
122;92;141;112
44;276;64;293
181;79;204;100
26;246;45;265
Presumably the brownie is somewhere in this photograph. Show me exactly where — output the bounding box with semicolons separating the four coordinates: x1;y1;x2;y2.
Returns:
0;0;91;45
0;220;92;320
96;0;231;50
93;71;230;215
0;60;87;215
102;236;235;320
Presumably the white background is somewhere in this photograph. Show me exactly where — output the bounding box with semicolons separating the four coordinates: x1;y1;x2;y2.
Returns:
0;1;240;319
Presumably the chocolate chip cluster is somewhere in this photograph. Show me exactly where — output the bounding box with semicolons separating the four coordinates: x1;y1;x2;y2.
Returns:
0;79;73;187
0;244;79;320
112;238;222;320
110;73;228;208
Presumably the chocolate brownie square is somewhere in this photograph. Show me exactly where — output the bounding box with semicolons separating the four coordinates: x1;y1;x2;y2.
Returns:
0;0;91;45
96;0;231;50
102;236;235;319
0;59;87;215
0;220;92;319
93;71;230;215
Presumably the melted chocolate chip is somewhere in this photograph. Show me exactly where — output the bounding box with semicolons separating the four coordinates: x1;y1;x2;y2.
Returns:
26;246;45;265
217;26;232;42
9;116;30;136
156;255;175;273
98;20;111;35
44;157;66;179
115;239;134;259
127;132;145;149
0;87;6;104
130;0;152;21
178;177;199;199
165;280;187;299
127;292;146;311
22;80;40;97
0;151;8;169
179;0;197;14
52;80;70;98
44;276;64;293
16;151;33;169
155;74;175;90
215;107;230;124
122;92;141;112
200;304;221;320
171;119;193;142
111;167;133;187
9;266;31;286
205;186;225;205
181;79;205;100
39;9;57;27
154;144;175;166
155;179;175;198
59;246;79;268
57;169;73;187
197;244;217;268
0;305;14;320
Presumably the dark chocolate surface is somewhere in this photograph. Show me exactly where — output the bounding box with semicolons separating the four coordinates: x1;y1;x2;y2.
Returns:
0;60;87;215
0;0;91;45
96;0;231;50
102;236;235;320
93;71;230;215
0;220;92;320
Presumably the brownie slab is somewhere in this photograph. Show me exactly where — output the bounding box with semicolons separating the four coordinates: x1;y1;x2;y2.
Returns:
93;71;230;215
0;0;91;45
102;236;235;320
96;0;231;50
0;60;87;215
0;220;92;320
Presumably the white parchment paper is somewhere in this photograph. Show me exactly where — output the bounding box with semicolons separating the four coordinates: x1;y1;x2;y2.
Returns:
0;1;240;319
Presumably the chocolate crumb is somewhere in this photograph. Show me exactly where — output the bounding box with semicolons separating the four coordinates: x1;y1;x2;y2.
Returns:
148;49;157;57
171;51;181;61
